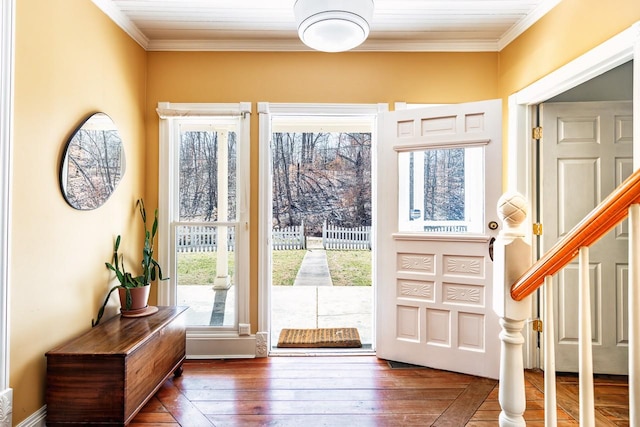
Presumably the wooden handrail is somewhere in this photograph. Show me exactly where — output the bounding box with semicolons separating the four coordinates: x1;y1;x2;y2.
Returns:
511;168;640;301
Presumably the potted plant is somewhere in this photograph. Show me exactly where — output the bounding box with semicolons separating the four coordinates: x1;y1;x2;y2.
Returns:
92;199;168;326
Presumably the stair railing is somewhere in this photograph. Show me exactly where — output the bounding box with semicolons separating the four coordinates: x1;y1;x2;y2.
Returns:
494;168;640;426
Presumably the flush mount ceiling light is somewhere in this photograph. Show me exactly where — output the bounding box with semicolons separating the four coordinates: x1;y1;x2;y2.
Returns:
294;0;374;53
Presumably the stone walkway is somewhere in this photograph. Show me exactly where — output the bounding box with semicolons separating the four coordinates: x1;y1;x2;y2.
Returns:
293;250;333;286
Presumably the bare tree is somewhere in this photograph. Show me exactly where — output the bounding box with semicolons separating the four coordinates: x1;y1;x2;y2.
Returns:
178;130;237;222
65;128;123;209
271;131;372;234
422;148;464;221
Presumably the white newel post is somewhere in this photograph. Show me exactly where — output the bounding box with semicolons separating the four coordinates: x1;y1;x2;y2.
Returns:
493;192;533;426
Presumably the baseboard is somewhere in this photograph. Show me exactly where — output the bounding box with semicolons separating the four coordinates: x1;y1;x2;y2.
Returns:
15;404;45;427
0;388;11;427
255;331;268;357
186;333;258;358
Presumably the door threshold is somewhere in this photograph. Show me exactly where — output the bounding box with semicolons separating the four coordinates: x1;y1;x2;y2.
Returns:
269;345;374;357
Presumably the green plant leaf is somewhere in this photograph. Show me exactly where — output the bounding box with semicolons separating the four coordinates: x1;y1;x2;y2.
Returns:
152;210;158;238
98;198;167;321
92;285;120;327
124;287;132;310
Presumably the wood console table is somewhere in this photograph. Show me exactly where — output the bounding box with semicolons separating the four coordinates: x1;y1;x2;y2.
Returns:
46;306;188;426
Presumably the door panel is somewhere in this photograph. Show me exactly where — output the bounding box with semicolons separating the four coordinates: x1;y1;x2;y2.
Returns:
542;101;632;374
376;100;502;379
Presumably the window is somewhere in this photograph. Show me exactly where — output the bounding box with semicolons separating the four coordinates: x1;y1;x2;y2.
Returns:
175;121;238;328
398;146;484;233
157;103;251;354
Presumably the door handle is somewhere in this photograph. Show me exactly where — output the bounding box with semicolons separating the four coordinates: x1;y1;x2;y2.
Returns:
489;237;495;261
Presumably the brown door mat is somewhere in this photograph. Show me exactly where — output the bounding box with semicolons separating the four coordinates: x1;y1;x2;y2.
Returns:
277;327;362;348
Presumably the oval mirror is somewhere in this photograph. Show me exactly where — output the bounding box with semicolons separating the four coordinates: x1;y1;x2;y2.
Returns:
59;112;126;210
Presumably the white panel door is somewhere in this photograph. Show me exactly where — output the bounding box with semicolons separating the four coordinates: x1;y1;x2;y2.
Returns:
542;101;633;374
376;100;502;379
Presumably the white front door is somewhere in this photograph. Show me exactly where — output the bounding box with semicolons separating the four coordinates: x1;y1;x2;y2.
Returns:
376;100;503;379
541;101;633;374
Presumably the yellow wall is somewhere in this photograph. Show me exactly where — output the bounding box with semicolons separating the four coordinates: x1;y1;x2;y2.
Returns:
498;0;640;123
9;0;640;424
12;0;147;423
496;0;640;183
145;51;499;330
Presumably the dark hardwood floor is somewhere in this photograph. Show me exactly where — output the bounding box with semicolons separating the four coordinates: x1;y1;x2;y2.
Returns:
130;355;628;426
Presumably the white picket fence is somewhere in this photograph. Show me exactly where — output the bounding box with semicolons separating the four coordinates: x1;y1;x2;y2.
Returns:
176;225;235;252
176;221;371;252
422;220;468;233
272;222;306;250
322;221;371;250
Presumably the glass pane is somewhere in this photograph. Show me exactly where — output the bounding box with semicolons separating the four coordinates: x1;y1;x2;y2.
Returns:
178;128;237;222
398;146;484;233
270;131;372;231
176;225;236;327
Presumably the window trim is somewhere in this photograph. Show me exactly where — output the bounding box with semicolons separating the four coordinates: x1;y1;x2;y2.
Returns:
0;0;16;418
157;102;251;344
0;0;14;416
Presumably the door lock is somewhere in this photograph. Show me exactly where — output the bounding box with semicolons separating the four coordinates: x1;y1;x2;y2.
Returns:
488;221;499;230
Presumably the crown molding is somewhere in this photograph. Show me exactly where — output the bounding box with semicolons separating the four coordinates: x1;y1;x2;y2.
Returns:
91;0;149;49
146;38;500;52
93;0;557;53
497;0;562;51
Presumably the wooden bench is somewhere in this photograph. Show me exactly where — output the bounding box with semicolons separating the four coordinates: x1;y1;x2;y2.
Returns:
45;306;187;426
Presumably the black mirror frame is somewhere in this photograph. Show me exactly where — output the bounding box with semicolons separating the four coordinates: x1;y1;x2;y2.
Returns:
59;112;126;210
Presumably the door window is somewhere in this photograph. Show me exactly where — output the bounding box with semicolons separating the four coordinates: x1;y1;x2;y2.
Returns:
398;146;484;233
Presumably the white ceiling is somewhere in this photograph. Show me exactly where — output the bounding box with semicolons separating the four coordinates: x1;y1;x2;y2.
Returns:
92;0;562;52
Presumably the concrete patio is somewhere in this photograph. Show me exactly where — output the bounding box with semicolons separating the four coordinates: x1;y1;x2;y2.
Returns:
178;238;373;351
270;285;373;350
178;284;374;350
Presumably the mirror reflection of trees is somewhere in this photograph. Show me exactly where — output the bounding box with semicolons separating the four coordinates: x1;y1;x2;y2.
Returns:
61;113;125;210
271;132;371;234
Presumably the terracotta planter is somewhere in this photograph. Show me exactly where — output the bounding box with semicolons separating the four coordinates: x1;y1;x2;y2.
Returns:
118;285;150;315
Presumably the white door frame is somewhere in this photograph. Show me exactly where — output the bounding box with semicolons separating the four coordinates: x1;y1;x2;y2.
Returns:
508;21;640;368
0;0;14;421
257;102;388;351
156;102;255;358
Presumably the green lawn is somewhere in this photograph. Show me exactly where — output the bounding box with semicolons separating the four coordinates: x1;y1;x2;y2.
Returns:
177;249;371;287
271;249;371;286
176;251;235;286
271;250;307;285
326;250;372;286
